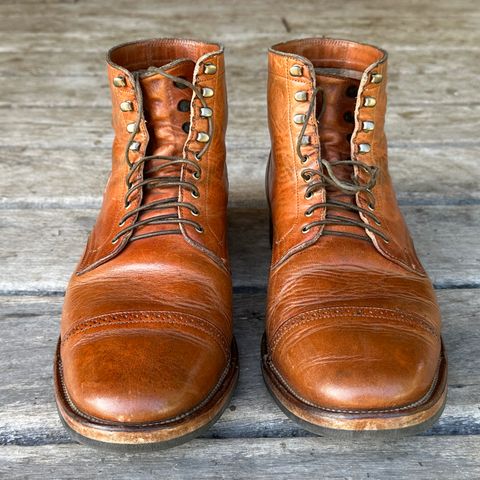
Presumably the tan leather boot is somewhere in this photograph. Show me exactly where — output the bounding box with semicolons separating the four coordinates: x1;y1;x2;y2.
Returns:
54;39;238;449
262;38;447;436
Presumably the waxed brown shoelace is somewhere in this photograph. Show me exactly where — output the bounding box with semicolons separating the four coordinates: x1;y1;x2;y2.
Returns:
112;70;212;244
297;86;389;243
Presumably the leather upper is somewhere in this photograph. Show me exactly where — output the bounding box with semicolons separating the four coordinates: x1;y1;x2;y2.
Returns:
60;39;232;424
266;38;442;412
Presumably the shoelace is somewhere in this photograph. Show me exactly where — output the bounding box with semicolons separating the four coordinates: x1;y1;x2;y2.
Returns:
112;70;212;244
297;86;389;243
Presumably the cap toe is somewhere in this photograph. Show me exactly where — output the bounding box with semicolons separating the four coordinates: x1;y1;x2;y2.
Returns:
61;312;229;424
271;307;441;412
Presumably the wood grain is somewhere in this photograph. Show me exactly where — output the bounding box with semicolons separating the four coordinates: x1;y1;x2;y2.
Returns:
1;2;479;53
1;436;480;479
0;207;478;294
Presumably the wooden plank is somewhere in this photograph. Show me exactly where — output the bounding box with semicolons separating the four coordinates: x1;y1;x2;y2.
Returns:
0;206;478;295
1;436;479;479
3;0;480;15
1;145;478;210
1;437;480;479
0;3;479;54
0;289;479;447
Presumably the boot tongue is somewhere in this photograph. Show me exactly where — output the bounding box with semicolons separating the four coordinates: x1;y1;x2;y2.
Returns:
138;59;196;157
131;59;196;239
314;68;367;239
314;68;361;162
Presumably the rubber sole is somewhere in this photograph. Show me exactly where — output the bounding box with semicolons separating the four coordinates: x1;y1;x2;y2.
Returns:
261;333;448;438
54;338;239;451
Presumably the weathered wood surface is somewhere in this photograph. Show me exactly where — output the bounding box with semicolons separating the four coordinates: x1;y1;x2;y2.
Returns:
1;437;480;480
0;206;478;295
1;2;479;52
1;0;479;477
1;288;479;446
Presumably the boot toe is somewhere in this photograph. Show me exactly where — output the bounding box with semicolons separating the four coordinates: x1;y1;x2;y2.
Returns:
271;308;441;412
60;312;229;424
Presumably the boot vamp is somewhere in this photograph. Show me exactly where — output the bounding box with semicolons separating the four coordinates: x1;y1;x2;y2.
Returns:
267;236;442;411
60;236;231;424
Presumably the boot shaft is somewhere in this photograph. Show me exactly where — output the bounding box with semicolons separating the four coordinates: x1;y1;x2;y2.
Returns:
77;39;229;274
267;38;423;273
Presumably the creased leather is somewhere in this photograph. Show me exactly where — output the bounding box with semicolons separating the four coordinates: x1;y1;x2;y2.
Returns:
266;38;444;412
59;39;233;425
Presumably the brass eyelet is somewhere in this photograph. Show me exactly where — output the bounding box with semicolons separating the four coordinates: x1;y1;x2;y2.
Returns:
204;63;217;75
301;225;310;234
191;208;200;217
129;141;141;152
195;225;204;233
301;155;309;164
201;87;214;98
113;76;126;88
382;237;390;244
305;191;314;200
302;172;312;182
294;91;308;102
118;220;126;227
193;171;201;180
196;132;210;143
120;101;133;112
191;190;200;199
368;203;375;211
200;107;213;118
301;135;311;146
290;65;303;77
111;238;119;244
305;209;313;217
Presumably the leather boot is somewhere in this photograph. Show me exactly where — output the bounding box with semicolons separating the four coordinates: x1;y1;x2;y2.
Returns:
263;38;447;436
54;39;238;448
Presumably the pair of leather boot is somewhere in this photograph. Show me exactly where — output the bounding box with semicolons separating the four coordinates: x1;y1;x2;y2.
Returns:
55;38;447;448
